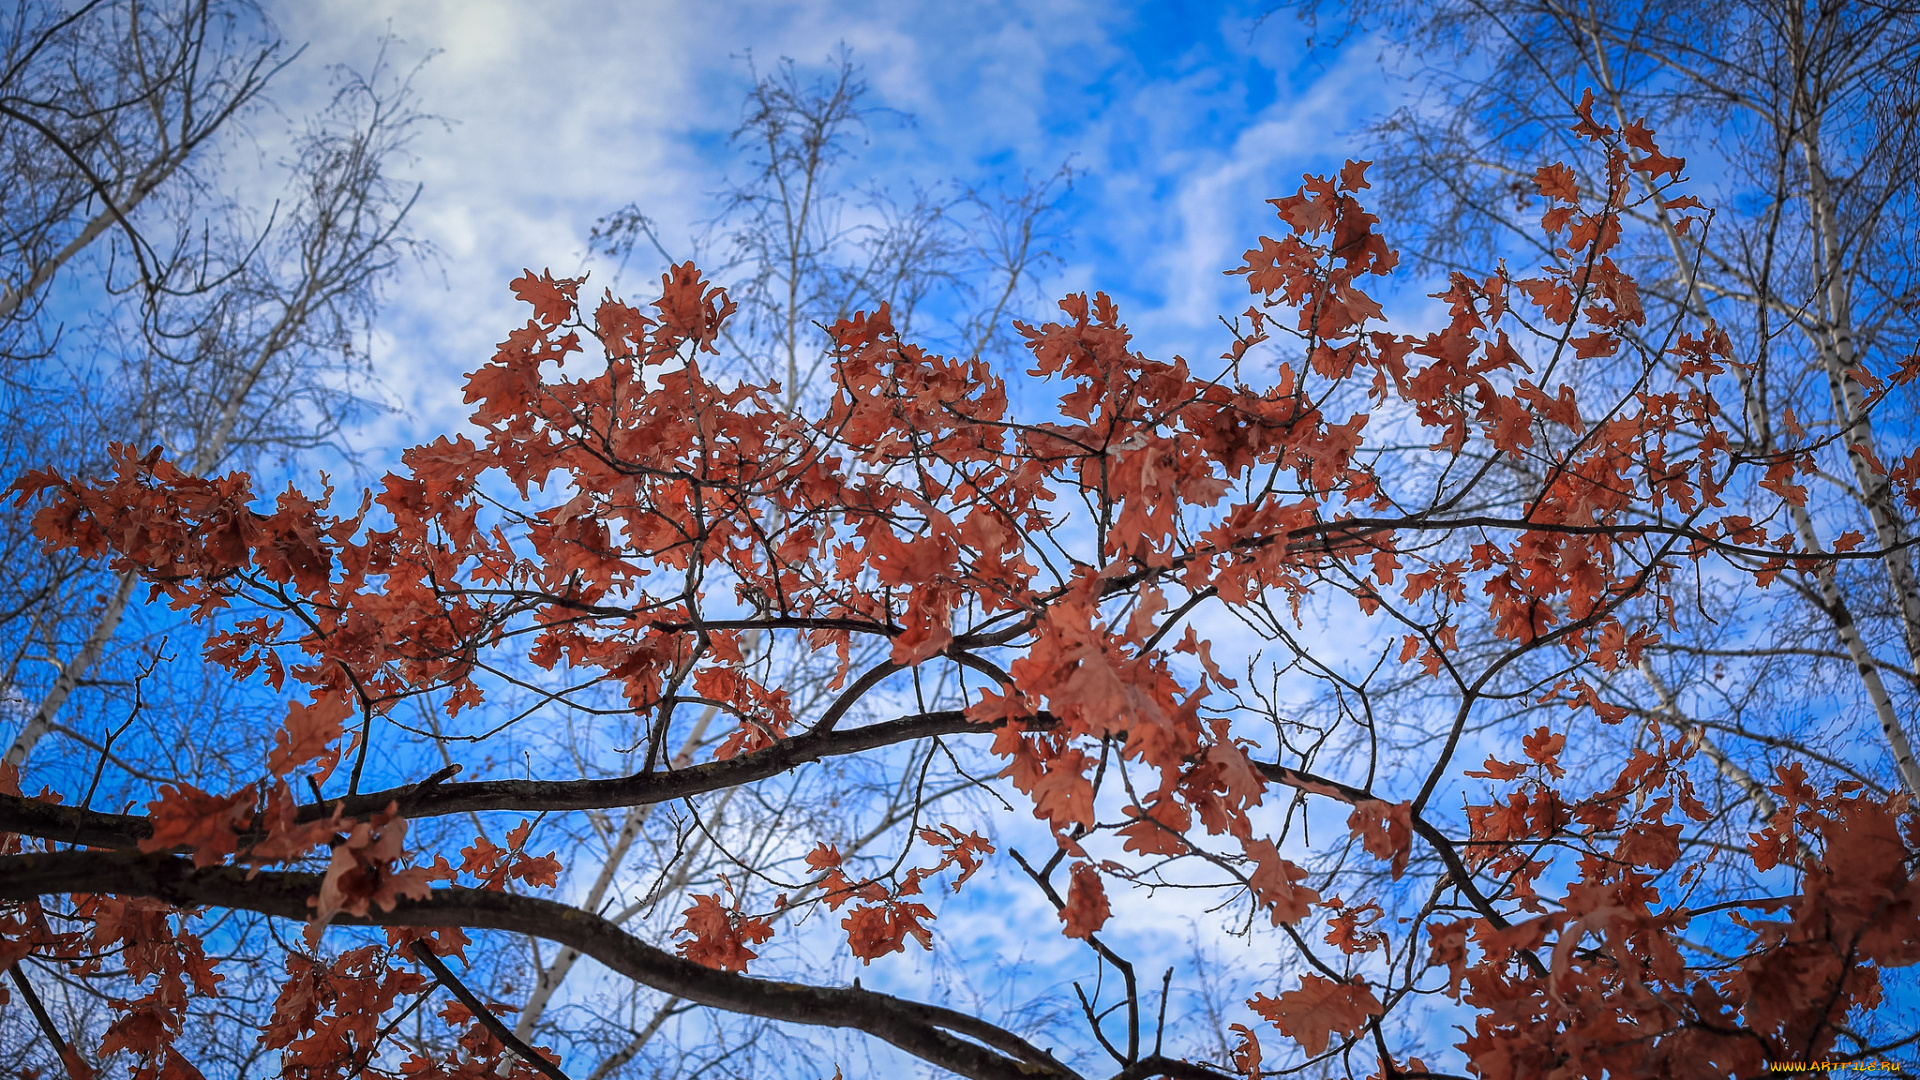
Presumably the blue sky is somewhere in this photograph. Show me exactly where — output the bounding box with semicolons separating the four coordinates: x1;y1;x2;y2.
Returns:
265;0;1406;454
11;4;1915;1076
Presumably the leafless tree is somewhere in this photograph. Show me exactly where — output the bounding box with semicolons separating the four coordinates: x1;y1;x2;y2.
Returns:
0;1;430;783
595;49;1073;408
1;7;429;1072
0;0;277;327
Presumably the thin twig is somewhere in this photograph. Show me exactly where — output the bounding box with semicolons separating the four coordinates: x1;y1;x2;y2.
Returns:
409;941;572;1080
8;962;86;1080
81;639;165;812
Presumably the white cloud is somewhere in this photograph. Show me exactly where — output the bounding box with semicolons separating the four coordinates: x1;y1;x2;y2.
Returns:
262;1;1417;460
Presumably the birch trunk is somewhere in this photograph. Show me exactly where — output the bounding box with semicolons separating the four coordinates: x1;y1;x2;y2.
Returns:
1637;658;1778;818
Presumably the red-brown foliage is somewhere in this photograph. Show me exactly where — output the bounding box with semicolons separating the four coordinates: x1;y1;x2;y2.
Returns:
3;104;1917;1080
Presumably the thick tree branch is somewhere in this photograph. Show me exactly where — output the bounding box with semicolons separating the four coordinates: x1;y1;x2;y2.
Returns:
0;709;1060;848
0;849;1083;1080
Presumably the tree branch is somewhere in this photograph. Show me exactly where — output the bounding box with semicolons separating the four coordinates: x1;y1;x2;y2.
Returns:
0;849;1084;1080
408;940;570;1080
0;709;1060;848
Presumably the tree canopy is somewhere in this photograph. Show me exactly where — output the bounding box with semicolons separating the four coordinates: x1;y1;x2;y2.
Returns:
3;98;1919;1080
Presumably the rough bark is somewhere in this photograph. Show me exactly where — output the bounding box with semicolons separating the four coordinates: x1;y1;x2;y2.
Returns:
0;849;1090;1080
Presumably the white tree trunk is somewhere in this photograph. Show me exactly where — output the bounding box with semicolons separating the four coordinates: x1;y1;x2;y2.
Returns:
1637;659;1778;818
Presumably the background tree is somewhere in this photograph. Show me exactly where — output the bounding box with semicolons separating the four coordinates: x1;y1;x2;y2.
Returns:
3;106;1918;1080
595;51;1073;405
0;0;428;774
0;2;427;1072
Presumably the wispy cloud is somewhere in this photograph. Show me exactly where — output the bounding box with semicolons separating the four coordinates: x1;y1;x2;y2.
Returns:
267;0;1408;456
